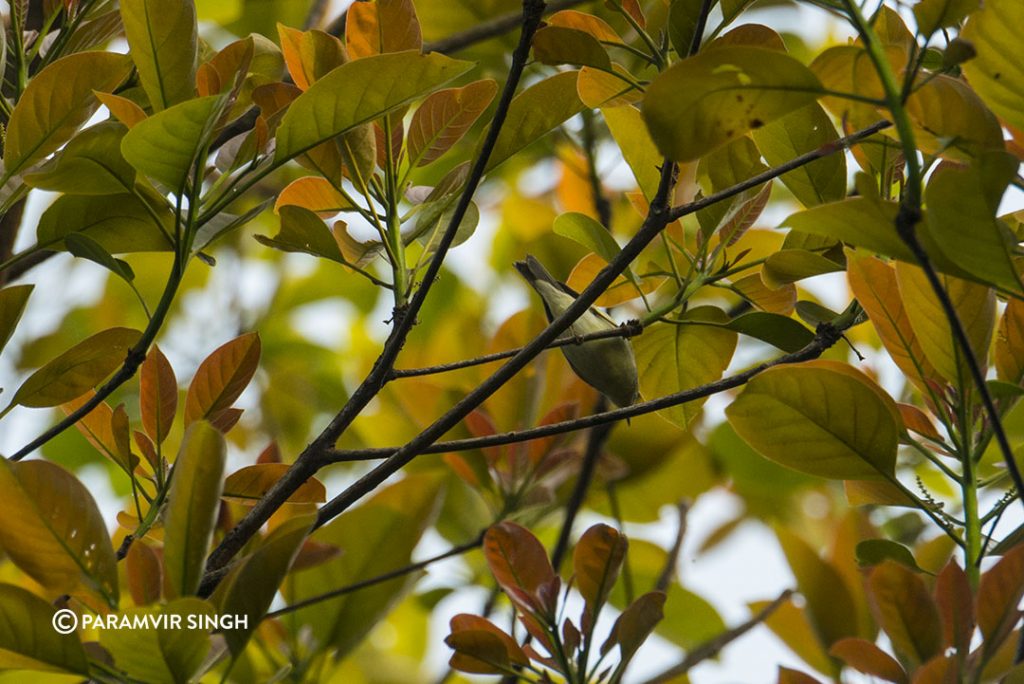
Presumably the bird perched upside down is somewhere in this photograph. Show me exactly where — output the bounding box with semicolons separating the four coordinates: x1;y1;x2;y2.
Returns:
514;255;639;409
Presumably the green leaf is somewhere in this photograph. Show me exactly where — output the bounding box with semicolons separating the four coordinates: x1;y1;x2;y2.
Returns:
856;539;925;572
904;74;1004;160
867;561;942;665
163;421;227;597
532;25;611;70
3;52;132;177
553;212;621;266
285;473;444;658
275;51;473;164
0;459;118;604
602;591;666;665
725;312;814;352
36;192;174;253
65;234;136;283
0;584;89;674
0;284;33;356
121;95;223;190
642;46;822;162
961;0;1024;131
726;360;900;479
257;205;383;267
762;249;844;288
99;598;215;684
10;327;142;409
121;0;198;111
485;70;585;172
24;122;136;195
914;0;979;34
751;103;846;207
782;198;916;263
184;332;261;426
924;153;1023;293
634;306;738;427
602;104;662;200
668;0;703;57
212;515;313;656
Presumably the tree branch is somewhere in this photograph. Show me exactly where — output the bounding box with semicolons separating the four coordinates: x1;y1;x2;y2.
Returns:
422;0;590;54
198;0;550;593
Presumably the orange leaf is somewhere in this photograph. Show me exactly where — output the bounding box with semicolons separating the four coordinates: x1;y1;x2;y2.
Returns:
867;561;942;666
976;543;1024;656
408;80;497;167
897;403;942;441
567;252;664;307
278;24;346;91
548;10;624;44
483;521;558;618
732;272;796;314
614;0;646;28
94;91;147;128
140;345;177;446
275;176;353;215
222;463;326;504
777;667;825;684
346;0;422;60
829;638;908;683
61;391;137;473
133;430;159;471
252;81;301;118
528;402;579;465
126;539;162;606
184;333;261;426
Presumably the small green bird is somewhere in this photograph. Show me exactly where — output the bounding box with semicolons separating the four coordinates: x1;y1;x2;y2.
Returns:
514;255;639;408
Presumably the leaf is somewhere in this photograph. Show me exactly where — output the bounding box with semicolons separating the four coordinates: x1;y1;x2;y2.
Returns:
935;559;974;657
725;312;814;352
0;459;118;603
847;251;941;393
924;153;1023;293
65;233;136;283
275;51;472;164
578;64;641;108
778;668;825;684
751;103;845;207
913;0;979;34
10;327;141;409
726;360;900;479
895;262;995;385
286;473;444;658
257;205;382;267
278;25;346;91
163;421;227;597
484;521;559;618
976;543;1024;657
642;47;822;162
24;121;136;195
140;345;178;446
126;540;163;606
95;91;149;128
184;332;261;426
211;515;313;656
553;212;622;266
904;74;1004;160
782;198;917;263
346;0;422;59
274;176;354;214
856;539;925;572
777;528;859;647
602;591;666;663
121;95;223;190
961;0;1024;131
548;10;624;44
996;299;1024;384
668;0;704;57
0;284;32;356
574;524;628;629
36;192;174;253
532;26;611;70
485;70;585;172
602;104;662;200
0;584;89;674
829;638;908;684
121;0;198;111
61;392;137;474
867;561;942;665
762;249;844;287
634;306;738;427
222;464;326;503
98;598;214;684
408;79;497;167
756;596;837;678
3;52;132;177
447;614;529;674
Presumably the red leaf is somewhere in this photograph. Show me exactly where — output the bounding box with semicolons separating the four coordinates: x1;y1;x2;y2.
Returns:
140;345;177;445
484;522;558;618
573;523;627;631
184;333;260;426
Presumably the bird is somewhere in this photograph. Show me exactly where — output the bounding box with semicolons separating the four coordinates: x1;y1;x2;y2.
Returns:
514;255;639;408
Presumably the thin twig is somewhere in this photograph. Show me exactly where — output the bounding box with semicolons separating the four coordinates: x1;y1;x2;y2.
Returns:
654;501;689;593
423;0;589;54
640;589;794;684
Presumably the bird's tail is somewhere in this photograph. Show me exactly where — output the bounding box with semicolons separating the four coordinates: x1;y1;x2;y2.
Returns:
513;254;560;288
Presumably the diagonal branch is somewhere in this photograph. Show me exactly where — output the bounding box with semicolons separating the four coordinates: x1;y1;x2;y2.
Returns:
423;0;590;54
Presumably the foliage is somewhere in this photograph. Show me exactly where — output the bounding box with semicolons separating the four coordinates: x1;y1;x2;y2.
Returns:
0;0;1021;682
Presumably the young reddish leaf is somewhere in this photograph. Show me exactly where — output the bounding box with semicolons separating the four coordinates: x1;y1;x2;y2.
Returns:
897;404;942;441
996;299;1024;384
252;81;302;118
867;561;942;666
209;407;243;433
529;402;579;465
345;0;422;60
0;284;33;356
126;540;163;606
0;459;119;604
163;422;227;597
463;410;503;466
778;667;825;684
120;0;197;111
935;558;973;657
484;521;558;618
976;543;1024;657
408;79;498;167
61;392;138;474
615;0;646;27
562;617;581;654
140;345;177;446
601;591;666;662
222;463;326;504
447;614;529;675
574;524;628;629
184;332;261;426
0;584;90;674
829;638;908;683
10;327;142;409
133;430;160;471
257;441;281;464
548;10;624;44
94;91;148;128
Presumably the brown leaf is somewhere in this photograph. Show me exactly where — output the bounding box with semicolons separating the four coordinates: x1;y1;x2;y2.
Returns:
935;558;974;659
223;464;326;504
829;637;908;683
447;614;528;674
126;539;162;606
408;79;497;166
483;521;558;618
140;345;177;446
184;332;261;426
976;543;1024;658
573;524;627;630
346;0;421;60
868;561;942;666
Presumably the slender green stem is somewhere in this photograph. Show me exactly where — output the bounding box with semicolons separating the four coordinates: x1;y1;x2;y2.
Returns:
382;116;408;304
